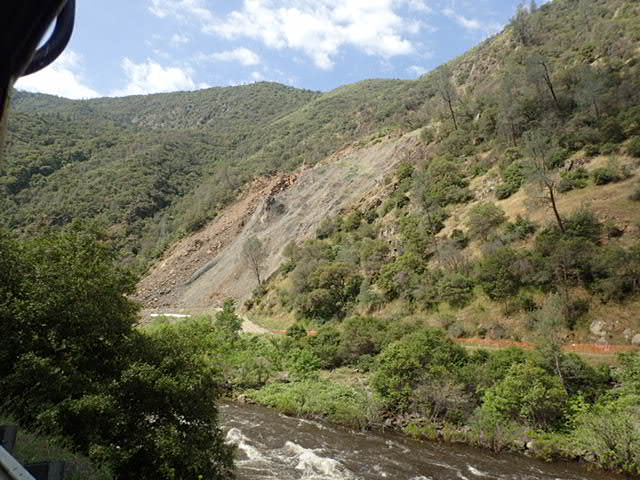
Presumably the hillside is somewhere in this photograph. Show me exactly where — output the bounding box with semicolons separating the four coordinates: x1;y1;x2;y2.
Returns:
1;0;640;348
234;0;640;347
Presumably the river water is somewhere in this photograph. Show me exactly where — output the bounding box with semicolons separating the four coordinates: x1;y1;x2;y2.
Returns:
220;403;607;480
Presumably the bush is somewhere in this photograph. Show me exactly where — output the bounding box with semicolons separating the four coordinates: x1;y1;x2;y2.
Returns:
574;397;640;476
337;316;389;364
246;380;376;428
558;167;589;192
476;248;523;301
591;166;622;185
628;137;640;158
437;273;475;308
466;202;507;241
481;362;568;430
372;328;467;412
504;215;538;240
496;162;525;199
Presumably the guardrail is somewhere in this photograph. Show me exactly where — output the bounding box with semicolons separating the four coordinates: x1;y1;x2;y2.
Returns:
0;426;64;480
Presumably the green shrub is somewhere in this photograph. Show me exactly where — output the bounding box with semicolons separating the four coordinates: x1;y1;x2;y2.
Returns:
437;273;475;308
628;137;640;158
558;167;589;192
481;362;568;430
591;166;622;185
372;328;467;412
246;380;376;427
466;202;507;241
504;215;538;240
583;144;600;157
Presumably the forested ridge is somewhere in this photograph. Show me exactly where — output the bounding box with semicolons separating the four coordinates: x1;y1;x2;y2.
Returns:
2;0;640;478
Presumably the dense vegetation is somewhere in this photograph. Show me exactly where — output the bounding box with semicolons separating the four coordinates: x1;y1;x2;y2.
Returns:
0;226;234;479
139;307;640;477
2;0;640;477
250;0;640;342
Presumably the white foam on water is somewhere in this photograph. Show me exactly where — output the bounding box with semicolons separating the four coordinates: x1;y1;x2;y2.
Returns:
226;427;265;462
384;439;411;454
409;476;433;480
284;441;353;479
467;465;491;477
456;471;470;480
372;464;388;477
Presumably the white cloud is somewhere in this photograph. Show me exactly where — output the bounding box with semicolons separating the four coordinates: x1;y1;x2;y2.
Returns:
149;0;213;22
407;65;428;77
155;0;426;70
111;58;206;96
15;50;100;99
442;8;502;35
205;47;261;66
170;33;190;46
251;71;265;81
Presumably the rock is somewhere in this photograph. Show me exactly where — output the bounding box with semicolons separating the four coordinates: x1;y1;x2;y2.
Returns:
632;334;640;346
589;320;607;337
623;328;633;341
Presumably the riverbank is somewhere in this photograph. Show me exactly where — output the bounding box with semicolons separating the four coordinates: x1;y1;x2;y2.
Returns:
221;402;608;480
145;310;640;477
230;375;627;479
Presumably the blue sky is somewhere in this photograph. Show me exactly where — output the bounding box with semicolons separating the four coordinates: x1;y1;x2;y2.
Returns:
16;0;541;99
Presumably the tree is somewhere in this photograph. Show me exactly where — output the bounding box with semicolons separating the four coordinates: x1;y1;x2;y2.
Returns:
511;2;534;45
466;202;507;241
242;235;267;285
526;56;561;112
574;65;609;120
216;297;243;341
476;248;523;301
435;66;459;130
532;294;567;385
372;328;467;411
0;226;235;479
523;129;565;232
481;362;568;429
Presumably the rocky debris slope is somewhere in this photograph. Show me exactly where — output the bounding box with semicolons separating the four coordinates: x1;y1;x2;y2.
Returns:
136;132;425;309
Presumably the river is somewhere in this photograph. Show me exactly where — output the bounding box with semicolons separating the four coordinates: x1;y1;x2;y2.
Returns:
221;403;608;480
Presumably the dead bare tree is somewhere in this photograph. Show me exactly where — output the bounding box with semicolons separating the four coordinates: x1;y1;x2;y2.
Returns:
242;235;267;285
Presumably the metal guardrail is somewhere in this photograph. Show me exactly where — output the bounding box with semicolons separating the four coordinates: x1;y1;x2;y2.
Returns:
0;445;36;480
0;426;64;480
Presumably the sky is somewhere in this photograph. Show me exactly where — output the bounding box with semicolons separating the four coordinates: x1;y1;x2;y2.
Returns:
15;0;545;99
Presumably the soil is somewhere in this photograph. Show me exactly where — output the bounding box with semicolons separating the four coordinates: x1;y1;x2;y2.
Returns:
135;132;425;310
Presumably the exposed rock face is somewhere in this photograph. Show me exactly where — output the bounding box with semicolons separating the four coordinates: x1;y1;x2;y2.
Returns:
632;334;640;347
136;133;425;310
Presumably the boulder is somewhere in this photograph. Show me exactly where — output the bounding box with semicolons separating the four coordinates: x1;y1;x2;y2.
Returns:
589;320;607;337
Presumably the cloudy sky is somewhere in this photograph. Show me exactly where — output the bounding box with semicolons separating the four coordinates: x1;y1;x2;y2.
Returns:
16;0;540;99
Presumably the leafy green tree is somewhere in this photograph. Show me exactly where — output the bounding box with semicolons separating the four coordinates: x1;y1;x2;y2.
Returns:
296;262;362;321
215;298;243;341
466;202;507;241
0;227;235;479
476;248;523;301
481;362;568;430
437;273;475;308
337;316;389;364
372;328;467;412
574;396;640;476
64;322;235;480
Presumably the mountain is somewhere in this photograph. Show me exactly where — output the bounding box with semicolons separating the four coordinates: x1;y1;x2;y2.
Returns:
3;0;640;345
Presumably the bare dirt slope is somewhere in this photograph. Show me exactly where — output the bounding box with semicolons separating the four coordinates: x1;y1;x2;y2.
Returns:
136;132;424;310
